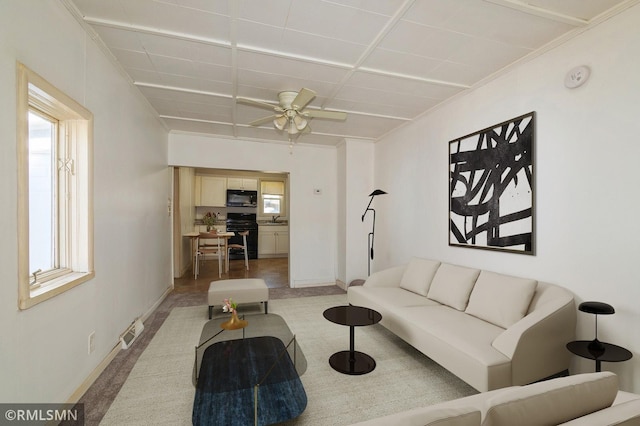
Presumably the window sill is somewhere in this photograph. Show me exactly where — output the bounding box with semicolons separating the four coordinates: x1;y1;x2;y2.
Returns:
19;271;95;310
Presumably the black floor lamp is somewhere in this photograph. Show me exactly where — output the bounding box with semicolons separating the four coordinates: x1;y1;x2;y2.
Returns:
361;189;387;276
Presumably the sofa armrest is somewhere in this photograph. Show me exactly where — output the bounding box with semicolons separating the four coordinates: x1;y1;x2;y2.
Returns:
492;297;576;385
360;265;406;288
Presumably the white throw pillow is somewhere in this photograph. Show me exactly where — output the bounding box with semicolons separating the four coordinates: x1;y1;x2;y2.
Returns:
465;271;537;329
399;258;441;296
426;263;480;311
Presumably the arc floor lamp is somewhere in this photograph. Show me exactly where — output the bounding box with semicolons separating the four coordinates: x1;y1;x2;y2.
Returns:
361;189;387;276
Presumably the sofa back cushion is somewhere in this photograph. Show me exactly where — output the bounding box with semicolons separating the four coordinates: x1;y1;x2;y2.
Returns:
465;271;537;329
482;372;619;426
427;263;480;311
399;258;441;296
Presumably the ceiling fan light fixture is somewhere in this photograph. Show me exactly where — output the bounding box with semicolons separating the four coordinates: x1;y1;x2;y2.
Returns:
273;115;287;130
288;118;299;135
293;114;308;130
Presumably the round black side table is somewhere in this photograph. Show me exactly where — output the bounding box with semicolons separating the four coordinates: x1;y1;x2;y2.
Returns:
323;305;382;375
566;340;632;372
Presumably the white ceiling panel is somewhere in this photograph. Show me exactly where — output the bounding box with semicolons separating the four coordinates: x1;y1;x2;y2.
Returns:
68;0;635;147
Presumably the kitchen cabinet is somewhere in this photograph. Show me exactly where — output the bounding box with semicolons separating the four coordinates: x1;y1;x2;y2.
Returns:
260;180;285;195
227;177;258;191
258;225;289;256
195;176;227;207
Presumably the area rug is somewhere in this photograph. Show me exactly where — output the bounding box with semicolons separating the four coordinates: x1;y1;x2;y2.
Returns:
100;294;476;425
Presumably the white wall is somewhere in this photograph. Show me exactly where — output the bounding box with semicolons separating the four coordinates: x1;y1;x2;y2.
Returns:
373;5;640;392
0;1;171;402
169;134;338;286
337;139;375;285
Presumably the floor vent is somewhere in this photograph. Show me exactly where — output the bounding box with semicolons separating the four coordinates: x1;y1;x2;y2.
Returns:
120;318;144;349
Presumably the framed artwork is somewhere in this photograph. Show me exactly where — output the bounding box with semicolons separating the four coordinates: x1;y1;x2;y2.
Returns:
449;112;535;254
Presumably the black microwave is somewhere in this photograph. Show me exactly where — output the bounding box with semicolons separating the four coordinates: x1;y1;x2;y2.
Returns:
226;189;257;207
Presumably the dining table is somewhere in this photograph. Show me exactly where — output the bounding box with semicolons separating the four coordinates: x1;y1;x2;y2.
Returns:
184;231;236;276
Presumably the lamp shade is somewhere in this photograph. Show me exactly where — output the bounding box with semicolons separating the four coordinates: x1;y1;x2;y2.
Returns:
368;189;387;196
579;301;615;315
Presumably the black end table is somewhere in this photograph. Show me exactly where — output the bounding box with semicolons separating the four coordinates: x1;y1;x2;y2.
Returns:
323;305;382;375
566;340;632;372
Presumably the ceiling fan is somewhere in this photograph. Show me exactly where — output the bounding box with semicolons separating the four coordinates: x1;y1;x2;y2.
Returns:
237;88;347;137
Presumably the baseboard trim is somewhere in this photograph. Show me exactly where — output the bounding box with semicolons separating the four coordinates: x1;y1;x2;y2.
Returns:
65;285;173;404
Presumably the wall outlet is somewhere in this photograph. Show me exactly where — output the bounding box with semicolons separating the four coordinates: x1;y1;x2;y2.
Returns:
88;331;95;354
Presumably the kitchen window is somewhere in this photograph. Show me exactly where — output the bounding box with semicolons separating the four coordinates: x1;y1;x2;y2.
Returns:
17;63;94;309
261;180;285;215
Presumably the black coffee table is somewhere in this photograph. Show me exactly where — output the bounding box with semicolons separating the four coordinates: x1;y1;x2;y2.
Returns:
323;305;382;375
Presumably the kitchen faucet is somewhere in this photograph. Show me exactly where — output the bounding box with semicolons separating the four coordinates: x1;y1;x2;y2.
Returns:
272;215;280;223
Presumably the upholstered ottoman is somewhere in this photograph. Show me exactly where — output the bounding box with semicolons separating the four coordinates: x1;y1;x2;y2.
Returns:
207;278;269;319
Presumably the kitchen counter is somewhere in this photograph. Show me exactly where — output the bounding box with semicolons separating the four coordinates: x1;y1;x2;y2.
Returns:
258;221;288;226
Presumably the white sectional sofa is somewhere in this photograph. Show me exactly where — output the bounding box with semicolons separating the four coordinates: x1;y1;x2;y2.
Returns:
347;257;577;392
350;372;640;426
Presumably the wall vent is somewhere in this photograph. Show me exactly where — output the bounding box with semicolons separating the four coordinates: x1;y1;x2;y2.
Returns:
120;318;144;349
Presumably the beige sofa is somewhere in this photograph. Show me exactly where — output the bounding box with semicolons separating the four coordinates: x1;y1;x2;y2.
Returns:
347;258;576;392
349;372;640;426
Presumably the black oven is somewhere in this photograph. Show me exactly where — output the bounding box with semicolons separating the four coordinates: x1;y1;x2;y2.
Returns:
226;213;258;260
226;189;257;207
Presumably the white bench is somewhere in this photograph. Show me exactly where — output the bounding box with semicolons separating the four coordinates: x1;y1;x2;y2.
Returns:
207;278;269;319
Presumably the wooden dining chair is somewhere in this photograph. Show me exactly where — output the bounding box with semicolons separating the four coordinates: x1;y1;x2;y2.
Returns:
194;231;224;278
227;230;249;271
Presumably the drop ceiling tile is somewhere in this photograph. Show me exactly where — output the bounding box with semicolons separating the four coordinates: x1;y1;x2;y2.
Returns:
361;48;442;78
333;85;440;117
110;48;154;70
325;98;423;119
345;71;464;100
173;0;231;15
237;70;338;98
121;0;230;41
279;29;367;65
138;33;232;66
124;67;165;84
330;0;410;17
238;0;293;27
402;0;467;26
379;20;473;60
192;62;233;84
428;61;491;86
237;51;349;83
93;26;145;51
286;0;391;45
526;0;624;20
72;0;129;22
148;54;195;77
442;1;573;49
445;37;532;73
236;20;285;51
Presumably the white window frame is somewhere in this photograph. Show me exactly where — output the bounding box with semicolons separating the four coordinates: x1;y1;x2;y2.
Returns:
17;62;94;310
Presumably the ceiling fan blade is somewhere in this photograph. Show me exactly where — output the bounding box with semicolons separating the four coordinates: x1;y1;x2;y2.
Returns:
302;109;347;121
249;115;279;126
291;88;316;110
237;97;280;111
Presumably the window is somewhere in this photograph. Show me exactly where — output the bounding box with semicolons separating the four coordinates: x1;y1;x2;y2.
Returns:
17;63;94;309
260;180;285;216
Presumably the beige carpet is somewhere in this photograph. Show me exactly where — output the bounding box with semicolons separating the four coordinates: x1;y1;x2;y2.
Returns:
100;294;476;425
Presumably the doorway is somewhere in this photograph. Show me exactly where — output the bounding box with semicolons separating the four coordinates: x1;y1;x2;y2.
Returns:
171;166;290;289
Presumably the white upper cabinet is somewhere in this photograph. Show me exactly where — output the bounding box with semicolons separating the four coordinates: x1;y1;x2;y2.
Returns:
195;176;227;207
227;178;258;190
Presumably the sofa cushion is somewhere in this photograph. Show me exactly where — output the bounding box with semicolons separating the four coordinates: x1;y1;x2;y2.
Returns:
349;406;481;426
482;372;619;426
465;271;537;329
399;258;441;296
559;398;640;425
427;263;480;311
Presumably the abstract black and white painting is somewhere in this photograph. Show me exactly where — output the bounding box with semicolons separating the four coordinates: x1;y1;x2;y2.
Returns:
449;112;535;254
